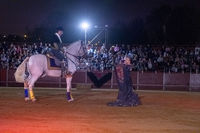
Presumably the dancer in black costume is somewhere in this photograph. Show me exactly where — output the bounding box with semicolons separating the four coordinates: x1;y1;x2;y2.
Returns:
108;57;141;107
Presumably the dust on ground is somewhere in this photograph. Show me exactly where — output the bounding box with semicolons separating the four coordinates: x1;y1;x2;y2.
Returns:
0;87;200;133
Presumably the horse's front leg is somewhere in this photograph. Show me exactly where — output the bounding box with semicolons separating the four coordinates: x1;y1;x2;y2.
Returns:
66;74;74;102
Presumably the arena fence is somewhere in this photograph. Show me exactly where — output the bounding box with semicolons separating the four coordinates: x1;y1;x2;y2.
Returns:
0;69;200;91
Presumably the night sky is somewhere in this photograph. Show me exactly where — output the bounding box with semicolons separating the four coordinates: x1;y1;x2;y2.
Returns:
0;0;199;35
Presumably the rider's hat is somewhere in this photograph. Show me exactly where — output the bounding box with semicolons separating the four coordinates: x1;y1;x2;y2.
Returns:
56;26;64;32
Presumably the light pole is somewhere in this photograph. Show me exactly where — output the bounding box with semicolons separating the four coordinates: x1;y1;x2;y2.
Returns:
92;24;109;48
81;22;89;45
104;25;109;48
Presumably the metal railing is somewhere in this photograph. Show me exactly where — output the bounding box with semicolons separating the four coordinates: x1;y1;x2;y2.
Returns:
0;69;200;91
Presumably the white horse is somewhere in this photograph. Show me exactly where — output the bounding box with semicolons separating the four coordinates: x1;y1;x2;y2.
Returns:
14;40;86;102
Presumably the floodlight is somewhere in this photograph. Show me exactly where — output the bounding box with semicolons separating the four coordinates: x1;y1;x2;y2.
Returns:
81;22;89;30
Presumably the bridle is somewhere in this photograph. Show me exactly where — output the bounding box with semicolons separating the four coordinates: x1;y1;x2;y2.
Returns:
64;41;87;67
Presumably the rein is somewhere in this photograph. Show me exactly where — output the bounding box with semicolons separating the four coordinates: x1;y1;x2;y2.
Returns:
64;43;87;67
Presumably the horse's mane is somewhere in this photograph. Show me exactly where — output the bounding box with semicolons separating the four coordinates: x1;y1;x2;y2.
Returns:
64;41;82;55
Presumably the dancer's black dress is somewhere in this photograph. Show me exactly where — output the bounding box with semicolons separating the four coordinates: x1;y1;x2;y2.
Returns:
107;64;141;107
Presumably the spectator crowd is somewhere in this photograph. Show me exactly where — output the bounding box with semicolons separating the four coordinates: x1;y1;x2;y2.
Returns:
1;41;200;73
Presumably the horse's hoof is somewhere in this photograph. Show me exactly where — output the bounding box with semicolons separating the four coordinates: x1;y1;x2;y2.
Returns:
31;98;37;102
67;98;74;102
24;97;30;101
66;92;74;102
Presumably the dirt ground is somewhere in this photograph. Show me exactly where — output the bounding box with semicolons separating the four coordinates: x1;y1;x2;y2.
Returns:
0;87;200;133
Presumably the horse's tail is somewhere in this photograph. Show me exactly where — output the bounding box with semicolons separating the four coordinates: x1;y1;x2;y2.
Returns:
14;57;29;83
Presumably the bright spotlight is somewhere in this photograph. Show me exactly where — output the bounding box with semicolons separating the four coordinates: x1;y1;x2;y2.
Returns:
81;22;90;30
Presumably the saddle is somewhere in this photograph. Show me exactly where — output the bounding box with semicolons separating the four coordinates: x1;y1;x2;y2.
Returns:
46;54;62;70
46;52;69;78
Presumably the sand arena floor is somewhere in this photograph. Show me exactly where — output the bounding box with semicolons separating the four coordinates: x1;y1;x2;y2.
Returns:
0;87;200;133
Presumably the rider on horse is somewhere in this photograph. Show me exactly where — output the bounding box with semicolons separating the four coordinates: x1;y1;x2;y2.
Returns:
50;27;67;75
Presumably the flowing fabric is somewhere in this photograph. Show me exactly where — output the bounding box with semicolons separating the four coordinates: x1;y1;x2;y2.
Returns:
108;64;141;107
87;72;112;88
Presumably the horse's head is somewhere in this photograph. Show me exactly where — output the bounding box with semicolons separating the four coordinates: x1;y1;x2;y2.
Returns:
78;40;87;57
63;40;88;59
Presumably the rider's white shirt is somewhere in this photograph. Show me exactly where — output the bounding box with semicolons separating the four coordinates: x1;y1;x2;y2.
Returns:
55;33;62;43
